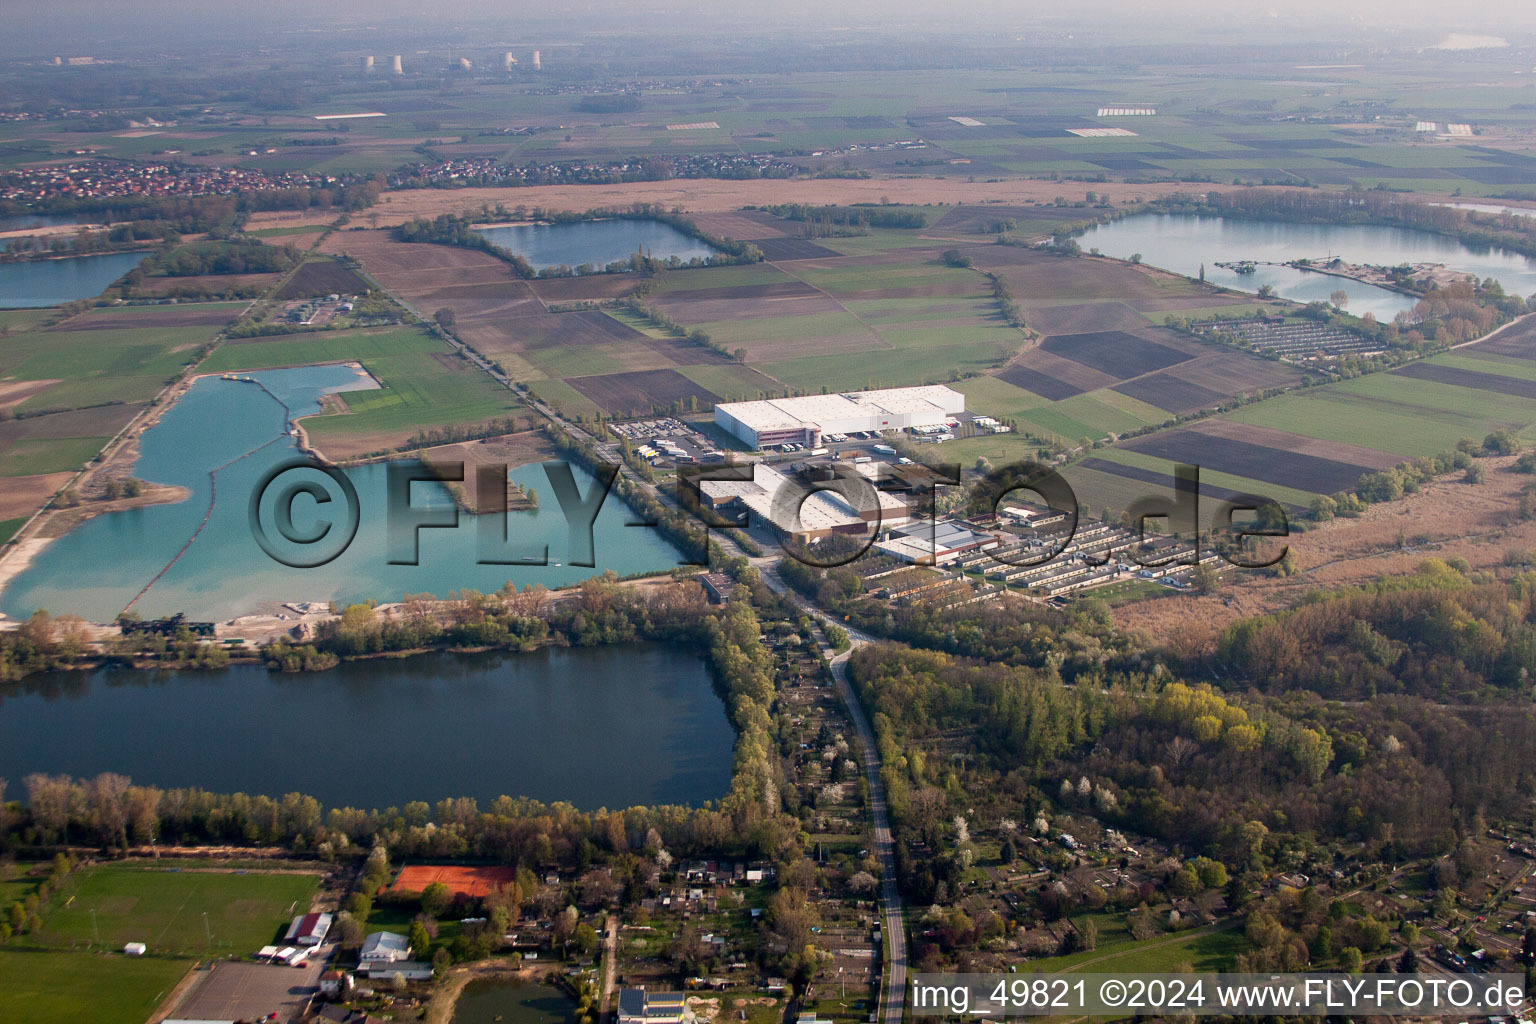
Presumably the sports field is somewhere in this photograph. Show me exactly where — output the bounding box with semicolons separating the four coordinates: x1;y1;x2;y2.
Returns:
38;864;319;955
0;948;191;1024
391;863;517;898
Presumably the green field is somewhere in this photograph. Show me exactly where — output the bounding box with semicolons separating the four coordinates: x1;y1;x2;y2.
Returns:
1227;367;1536;457
0;436;109;476
199;327;525;445
0;948;191;1024
0;310;234;413
38;864;318;955
1032;919;1249;974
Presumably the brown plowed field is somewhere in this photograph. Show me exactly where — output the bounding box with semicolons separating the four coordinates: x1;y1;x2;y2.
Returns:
1039;330;1193;380
566;368;720;415
48;306;240;330
996;364;1084;400
686;211;793;238
0;472;72;519
1464;315;1536;359
1025;300;1149;336
1390;360;1536;399
131;272;282;297
1111;372;1226;413
1121;428;1377;495
1185;418;1400;469
274;260;370;299
751;237;842;260
528;275;640;303
1163;351;1303;394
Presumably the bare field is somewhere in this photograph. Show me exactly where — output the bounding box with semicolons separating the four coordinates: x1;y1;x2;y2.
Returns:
364;178;1239;226
1025;300;1150;335
0;472;71;520
685;211;794;238
566;368;719;415
1184;418;1400;470
131;272;281;297
1113;456;1536;645
48;305;242;331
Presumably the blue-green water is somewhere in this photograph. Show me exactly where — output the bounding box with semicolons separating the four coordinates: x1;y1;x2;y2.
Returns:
0;364;685;623
0;250;146;308
475;219;720;272
1081;213;1536;319
0;645;733;809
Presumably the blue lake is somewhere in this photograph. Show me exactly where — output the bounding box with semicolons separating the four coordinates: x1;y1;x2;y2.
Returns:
0;250;146;308
474;218;720;272
0;364;686;623
1080;213;1536;319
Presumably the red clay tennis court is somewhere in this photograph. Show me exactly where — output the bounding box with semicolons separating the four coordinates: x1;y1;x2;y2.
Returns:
390;864;519;898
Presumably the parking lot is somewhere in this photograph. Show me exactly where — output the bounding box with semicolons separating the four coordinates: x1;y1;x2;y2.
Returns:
168;955;326;1023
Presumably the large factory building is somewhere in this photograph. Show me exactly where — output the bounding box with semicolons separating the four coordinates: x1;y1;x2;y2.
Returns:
713;385;965;449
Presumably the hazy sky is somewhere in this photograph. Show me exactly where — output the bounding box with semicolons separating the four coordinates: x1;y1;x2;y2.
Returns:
6;0;1534;55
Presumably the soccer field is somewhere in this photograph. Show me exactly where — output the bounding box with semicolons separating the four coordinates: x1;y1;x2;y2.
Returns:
39;865;319;956
0;948;192;1024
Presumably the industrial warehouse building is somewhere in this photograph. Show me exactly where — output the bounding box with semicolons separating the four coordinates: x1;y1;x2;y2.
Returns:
696;462;911;543
713;385;965;449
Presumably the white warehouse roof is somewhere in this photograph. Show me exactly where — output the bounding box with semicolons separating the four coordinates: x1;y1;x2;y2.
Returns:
716;385;964;436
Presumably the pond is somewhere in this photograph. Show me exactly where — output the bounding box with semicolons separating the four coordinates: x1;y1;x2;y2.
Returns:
453;980;577;1024
474;219;720;272
0;363;686;623
1079;213;1536;320
0;645;735;810
0;250;146;308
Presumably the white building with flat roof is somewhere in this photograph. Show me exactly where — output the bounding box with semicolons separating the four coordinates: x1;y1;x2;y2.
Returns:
714;385;964;449
696;462;910;542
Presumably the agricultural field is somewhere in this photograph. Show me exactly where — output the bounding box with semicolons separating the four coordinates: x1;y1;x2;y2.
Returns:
36;864;318;955
0;303;241;414
0;302;246;520
0;948;191;1024
1052;324;1536;513
199;325;527;457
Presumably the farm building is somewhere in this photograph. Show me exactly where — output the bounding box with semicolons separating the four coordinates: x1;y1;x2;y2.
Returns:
360;930;412;965
285;911;333;946
618;989;693;1024
713;385;964;449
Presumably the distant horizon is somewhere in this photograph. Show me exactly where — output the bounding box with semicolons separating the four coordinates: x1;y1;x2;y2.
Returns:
4;1;1533;59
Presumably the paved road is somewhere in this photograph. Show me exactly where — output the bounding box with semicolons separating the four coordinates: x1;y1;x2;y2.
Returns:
763;567;906;1024
349;264;904;1018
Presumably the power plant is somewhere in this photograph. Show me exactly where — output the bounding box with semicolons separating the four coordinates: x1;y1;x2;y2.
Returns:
360;55;374;72
502;51;516;71
456;56;472;70
391;54;403;75
531;49;541;70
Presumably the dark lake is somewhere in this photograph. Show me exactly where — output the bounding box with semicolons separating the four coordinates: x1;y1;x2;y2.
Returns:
0;644;734;810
